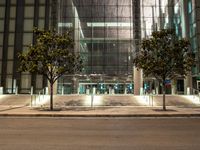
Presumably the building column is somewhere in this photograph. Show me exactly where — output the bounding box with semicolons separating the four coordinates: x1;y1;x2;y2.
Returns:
171;79;176;95
184;74;192;95
134;67;143;95
155;80;159;95
72;78;79;94
182;0;193;95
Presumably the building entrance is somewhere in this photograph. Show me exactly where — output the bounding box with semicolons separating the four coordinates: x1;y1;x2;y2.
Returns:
79;83;133;95
57;83;72;94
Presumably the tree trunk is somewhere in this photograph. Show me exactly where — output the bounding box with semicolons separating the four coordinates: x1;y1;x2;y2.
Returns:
50;82;53;110
162;81;166;111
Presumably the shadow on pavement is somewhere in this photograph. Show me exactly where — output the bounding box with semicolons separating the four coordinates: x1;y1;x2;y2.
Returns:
34;106;113;112
153;109;177;112
0;106;26;112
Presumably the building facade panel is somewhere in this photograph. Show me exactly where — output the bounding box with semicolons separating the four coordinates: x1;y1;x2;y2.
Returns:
0;0;50;93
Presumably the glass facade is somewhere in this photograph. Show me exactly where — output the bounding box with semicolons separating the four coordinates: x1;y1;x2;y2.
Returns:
141;0;181;37
187;1;198;72
187;0;200;89
140;0;200;94
57;0;137;94
0;0;199;94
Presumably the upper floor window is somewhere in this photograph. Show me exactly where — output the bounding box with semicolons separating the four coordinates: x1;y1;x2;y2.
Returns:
188;0;192;14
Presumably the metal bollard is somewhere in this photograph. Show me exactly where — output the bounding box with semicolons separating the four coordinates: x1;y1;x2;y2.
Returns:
15;86;18;95
62;86;64;95
39;91;41;102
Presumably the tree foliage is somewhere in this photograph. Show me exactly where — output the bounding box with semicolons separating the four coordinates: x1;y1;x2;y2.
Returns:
133;29;194;110
18;28;83;110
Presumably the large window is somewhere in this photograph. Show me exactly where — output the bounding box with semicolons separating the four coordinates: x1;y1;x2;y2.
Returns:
58;0;134;77
141;0;173;37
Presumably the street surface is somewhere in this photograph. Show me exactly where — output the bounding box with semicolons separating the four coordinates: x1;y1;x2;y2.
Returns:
0;117;200;150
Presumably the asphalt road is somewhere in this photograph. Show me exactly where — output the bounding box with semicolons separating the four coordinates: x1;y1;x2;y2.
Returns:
0;117;200;150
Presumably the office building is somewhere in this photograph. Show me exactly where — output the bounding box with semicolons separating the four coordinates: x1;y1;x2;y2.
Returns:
0;0;199;95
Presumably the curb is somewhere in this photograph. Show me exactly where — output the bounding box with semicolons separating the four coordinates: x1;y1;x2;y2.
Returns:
1;113;200;118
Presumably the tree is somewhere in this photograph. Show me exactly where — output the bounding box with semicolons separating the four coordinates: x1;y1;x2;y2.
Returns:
18;28;83;110
133;29;194;110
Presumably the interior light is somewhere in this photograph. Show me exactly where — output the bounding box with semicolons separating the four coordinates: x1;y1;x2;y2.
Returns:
87;22;133;27
58;23;73;27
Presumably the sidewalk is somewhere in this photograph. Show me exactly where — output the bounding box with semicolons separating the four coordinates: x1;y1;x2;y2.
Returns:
0;105;200;117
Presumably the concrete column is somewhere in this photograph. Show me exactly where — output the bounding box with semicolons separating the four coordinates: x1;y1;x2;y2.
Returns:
182;0;193;95
72;78;79;94
109;87;112;94
86;88;90;95
181;0;189;37
73;5;80;53
124;86;127;94
0;87;3;94
134;67;143;95
171;79;176;95
155;80;159;95
184;74;192;95
93;87;96;94
112;89;115;94
45;87;48;95
61;86;64;95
